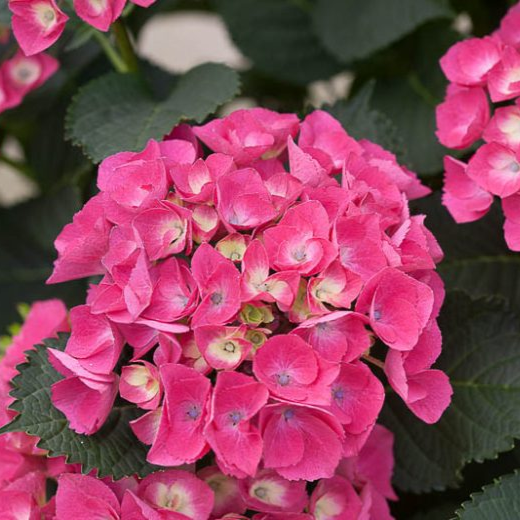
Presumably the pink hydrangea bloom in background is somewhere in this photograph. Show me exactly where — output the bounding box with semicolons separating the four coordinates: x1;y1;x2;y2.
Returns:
0;106;454;518
437;1;520;250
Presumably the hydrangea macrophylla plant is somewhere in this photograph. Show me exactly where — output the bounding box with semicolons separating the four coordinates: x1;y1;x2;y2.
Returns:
0;106;446;519
437;0;520;250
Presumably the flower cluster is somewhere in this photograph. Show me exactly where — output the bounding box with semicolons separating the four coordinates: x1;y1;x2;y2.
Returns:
436;1;520;250
41;108;451;517
0;300;395;519
9;0;155;56
0;48;58;114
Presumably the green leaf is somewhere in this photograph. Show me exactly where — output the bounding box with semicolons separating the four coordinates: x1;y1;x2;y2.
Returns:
325;82;407;164
312;0;452;64
66;62;240;162
0;188;86;333
1;334;159;479
382;292;520;493
370;76;447;176
215;0;342;85
455;472;520;519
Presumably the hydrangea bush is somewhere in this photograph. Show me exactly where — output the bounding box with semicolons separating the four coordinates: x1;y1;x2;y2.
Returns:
2;0;520;519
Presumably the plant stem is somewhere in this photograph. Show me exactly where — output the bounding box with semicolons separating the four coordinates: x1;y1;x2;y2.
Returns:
92;31;128;73
363;354;385;371
112;20;139;74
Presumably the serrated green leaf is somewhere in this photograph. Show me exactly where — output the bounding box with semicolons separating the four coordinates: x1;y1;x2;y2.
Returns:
381;292;520;493
455;471;520;519
325;82;407;164
1;334;159;479
0;188;86;333
215;0;341;85
312;0;452;64
66;62;240;162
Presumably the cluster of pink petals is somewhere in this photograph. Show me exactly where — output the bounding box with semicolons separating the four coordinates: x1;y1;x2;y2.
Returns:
0;49;58;114
437;1;520;250
9;0;156;56
0;300;396;519
42;107;452;517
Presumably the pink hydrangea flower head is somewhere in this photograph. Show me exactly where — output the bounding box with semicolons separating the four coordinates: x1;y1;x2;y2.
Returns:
439;36;501;86
356;267;434;351
120;361;162;410
442;156;493;224
260;403;344;481
205;371;269;478
9;0;68;55
132;469;214;519
198;466;246;518
238;469;308;513
48;349;119;434
466;141;520;197
309;476;362;520
73;0;126;32
483;102;520;148
435;86;490;149
55;474;120;520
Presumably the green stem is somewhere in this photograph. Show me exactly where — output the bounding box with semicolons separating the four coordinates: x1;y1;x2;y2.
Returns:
112;20;139;74
363;354;385;371
92;31;128;73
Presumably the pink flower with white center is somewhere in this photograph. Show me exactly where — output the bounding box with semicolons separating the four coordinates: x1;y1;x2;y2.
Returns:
1;50;58;110
356;267;434;351
442;156;494;224
253;335;339;406
191;204;220;244
194;325;251;370
435;86;490;149
483;102;520;148
466;141;520;197
439;36;501;86
194;108;299;165
385;319;452;423
48;349;119;434
238;469;308;513
205;371;269;478
264;201;337;276
143;364;211;466
55;474;120;520
48;193;112;284
260;402;344;481
9;0;68;55
334;214;389;281
307;260;362;313
171;153;235;204
488;45;520;102
241;239;300;309
124;469;214;520
190;244;241;327
216;233;249;263
74;0;126;32
293;311;371;363
120;361;162;410
503;193;520;250
216;168;278;231
65;305;123;375
198;466;246;518
299;110;363;171
309;476;362;520
132;200;192;261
